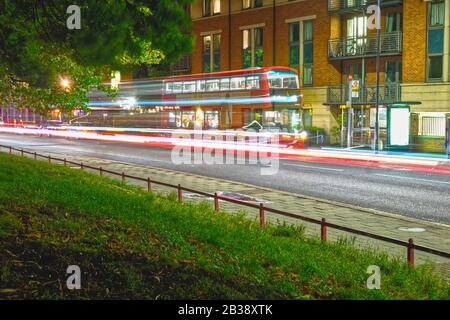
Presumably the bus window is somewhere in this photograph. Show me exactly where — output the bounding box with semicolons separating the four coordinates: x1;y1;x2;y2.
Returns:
269;77;282;88
283;75;299;89
246;76;260;89
206;79;220;91
173;82;183;93
197;80;206;92
230;77;246;90
165;82;173;93
268;73;299;89
220;78;230;91
183;81;196;93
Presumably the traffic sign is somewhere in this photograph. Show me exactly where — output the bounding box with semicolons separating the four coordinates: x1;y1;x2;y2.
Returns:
351;80;360;91
351;80;360;98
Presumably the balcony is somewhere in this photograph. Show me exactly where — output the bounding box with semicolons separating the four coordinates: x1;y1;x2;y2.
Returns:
328;0;403;15
328;32;402;60
326;83;401;105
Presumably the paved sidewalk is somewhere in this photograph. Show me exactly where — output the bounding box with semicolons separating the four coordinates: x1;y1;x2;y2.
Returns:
11;147;450;277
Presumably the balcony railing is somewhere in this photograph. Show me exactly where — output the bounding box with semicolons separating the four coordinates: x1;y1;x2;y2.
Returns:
328;32;402;60
328;0;403;14
326;83;401;105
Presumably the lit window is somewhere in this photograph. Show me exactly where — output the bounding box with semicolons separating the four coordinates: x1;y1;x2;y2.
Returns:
203;34;221;72
204;0;220;16
197;80;206;92
213;0;221;14
173;82;183;93
203;36;211;73
220;78;230;91
165;82;173;93
268;73;299;89
246;76;260;89
206;79;220;91
242;27;263;68
183;81;196;93
243;0;262;9
289;20;313;86
230;77;246;90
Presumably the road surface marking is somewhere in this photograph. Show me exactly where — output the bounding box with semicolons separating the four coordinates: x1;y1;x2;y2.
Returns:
375;174;450;185
283;163;344;172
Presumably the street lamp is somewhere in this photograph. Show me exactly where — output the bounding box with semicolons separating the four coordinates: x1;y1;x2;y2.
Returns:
59;77;71;90
374;0;381;151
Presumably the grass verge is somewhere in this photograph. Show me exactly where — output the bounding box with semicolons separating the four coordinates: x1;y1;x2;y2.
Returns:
0;153;448;299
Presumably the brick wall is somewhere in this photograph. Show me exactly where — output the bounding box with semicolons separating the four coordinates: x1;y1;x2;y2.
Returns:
229;6;274;70
403;0;427;83
192;15;230;74
275;0;340;86
191;0;340;86
190;0;429;84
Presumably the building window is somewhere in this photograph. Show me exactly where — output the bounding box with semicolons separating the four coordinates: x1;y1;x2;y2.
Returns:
346;16;367;54
303;21;313;86
430;0;445;26
385;61;402;83
172;55;192;73
203;0;220;17
416;113;447;137
242;27;263;68
289;20;313;86
203;34;221;72
345;63;364;82
427;0;445;81
421;116;446;136
289;24;300;68
386;12;403;33
242;0;263;10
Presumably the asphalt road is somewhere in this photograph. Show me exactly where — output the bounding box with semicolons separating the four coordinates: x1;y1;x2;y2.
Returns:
1;133;449;225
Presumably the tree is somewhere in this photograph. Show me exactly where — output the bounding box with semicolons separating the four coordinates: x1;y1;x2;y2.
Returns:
0;0;193;113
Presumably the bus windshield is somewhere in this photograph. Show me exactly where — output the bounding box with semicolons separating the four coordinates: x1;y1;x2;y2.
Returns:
267;72;299;89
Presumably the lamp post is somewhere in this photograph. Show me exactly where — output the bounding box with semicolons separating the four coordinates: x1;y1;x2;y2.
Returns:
374;0;381;151
346;74;353;149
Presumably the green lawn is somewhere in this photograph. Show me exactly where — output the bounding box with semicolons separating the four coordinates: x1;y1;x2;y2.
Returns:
0;153;448;299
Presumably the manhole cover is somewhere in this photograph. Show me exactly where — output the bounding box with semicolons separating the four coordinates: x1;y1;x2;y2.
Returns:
398;227;426;233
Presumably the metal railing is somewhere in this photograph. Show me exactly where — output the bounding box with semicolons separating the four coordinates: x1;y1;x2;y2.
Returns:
327;83;401;104
328;0;403;14
328;32;402;60
1;144;449;270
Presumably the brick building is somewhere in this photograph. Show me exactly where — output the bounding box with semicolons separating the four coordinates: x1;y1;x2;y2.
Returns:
181;0;450;151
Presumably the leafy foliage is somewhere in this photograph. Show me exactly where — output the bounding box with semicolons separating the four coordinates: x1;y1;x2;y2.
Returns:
0;0;193;112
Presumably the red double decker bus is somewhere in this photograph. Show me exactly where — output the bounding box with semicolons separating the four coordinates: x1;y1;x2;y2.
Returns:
162;66;302;131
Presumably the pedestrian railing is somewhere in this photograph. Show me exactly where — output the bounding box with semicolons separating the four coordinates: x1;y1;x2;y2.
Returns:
2;144;449;269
